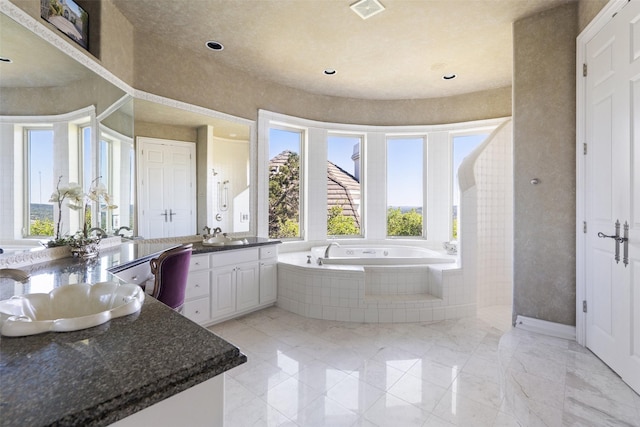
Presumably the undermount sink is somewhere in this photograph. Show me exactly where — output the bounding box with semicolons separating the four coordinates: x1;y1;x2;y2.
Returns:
202;237;248;246
0;282;145;337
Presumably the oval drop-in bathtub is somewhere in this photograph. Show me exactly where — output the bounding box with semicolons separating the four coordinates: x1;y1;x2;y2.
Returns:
311;245;454;265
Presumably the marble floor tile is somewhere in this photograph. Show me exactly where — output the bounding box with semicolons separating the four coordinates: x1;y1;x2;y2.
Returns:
325;373;386;415
211;305;639;427
363;393;431;426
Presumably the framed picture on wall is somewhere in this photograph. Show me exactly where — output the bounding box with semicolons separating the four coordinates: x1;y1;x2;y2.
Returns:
40;0;89;50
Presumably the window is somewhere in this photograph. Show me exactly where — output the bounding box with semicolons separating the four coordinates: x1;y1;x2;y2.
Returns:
327;134;363;237
26;128;55;237
386;137;424;237
451;134;487;239
268;127;303;239
99;137;112;230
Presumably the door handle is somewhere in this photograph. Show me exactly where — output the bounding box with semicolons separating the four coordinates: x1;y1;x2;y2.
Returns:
623;221;629;267
161;209;168;222
169;209;176;222
598;219;628;265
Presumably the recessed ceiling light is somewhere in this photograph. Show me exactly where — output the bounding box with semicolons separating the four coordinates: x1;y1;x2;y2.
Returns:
442;73;457;80
205;41;224;51
324;69;337;75
0;57;13;63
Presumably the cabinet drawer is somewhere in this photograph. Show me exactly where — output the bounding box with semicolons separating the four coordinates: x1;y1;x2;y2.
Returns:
186;270;210;299
111;261;153;285
183;298;210;324
259;245;277;259
211;248;258;268
190;254;210;271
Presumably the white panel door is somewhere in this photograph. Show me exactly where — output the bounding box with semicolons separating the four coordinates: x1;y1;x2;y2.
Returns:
584;0;640;393
138;138;196;238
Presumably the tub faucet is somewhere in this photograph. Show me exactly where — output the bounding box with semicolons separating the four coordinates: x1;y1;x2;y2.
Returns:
324;242;340;258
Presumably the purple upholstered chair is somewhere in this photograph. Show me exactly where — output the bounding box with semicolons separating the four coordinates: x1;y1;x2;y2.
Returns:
149;244;192;312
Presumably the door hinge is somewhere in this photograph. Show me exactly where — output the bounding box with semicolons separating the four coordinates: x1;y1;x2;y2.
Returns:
583;63;588;77
583;221;587;233
583;143;587;155
583;300;587;313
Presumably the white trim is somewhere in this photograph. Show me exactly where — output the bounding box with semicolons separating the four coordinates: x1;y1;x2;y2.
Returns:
575;0;628;346
515;315;576;341
0;105;96;124
134;90;254;128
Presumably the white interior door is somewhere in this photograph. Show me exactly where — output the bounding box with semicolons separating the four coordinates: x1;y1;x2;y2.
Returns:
138;137;196;238
584;0;640;393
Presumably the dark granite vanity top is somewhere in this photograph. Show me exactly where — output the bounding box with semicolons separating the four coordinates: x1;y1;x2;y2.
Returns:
0;239;280;427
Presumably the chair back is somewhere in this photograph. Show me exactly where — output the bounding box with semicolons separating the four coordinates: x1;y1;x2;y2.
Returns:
149;244;192;311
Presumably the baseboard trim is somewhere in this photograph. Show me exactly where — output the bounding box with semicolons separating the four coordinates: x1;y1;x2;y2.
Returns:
514;315;576;341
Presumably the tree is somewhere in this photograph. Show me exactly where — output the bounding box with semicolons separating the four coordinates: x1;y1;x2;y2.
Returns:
269;152;300;238
387;207;423;236
30;218;54;237
327;205;359;236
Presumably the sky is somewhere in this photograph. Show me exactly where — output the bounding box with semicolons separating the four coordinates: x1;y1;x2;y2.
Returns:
29;130;55;204
269;129;488;208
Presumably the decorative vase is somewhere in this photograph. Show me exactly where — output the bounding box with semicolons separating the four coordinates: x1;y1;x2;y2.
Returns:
70;242;100;259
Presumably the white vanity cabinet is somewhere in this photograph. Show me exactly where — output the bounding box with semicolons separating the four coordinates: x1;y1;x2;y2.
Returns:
259;246;278;304
182;253;211;324
182;245;278;326
210;248;259;321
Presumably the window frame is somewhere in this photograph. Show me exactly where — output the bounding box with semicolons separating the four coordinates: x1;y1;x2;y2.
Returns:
326;131;365;239
23;125;55;238
267;123;306;241
385;134;427;239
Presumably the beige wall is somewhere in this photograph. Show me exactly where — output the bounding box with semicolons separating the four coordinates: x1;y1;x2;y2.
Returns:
133;29;512;126
578;0;609;32
513;3;579;326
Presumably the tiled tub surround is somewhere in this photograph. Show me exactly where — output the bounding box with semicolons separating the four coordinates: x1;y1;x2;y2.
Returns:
0;241;249;426
277;250;474;323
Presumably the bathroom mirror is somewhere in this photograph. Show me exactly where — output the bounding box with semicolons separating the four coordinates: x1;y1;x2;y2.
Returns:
0;11;131;240
133;98;254;235
0;10;255;241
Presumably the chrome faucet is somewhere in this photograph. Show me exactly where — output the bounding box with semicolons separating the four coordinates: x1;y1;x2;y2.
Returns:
213;227;222;236
324;242;340;258
115;226;132;237
89;227;107;238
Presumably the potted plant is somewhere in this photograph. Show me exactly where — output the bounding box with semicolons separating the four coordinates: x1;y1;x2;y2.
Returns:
48;176;117;258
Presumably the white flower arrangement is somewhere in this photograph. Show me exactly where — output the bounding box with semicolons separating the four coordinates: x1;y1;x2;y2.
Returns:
47;176;117;249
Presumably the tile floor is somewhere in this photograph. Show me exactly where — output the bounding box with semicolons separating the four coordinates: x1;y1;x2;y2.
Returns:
209;306;640;426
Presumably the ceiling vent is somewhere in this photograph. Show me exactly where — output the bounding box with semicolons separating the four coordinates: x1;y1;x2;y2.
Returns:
350;0;385;20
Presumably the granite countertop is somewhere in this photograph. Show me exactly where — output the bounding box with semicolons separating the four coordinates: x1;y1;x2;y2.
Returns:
190;236;280;255
0;239;278;427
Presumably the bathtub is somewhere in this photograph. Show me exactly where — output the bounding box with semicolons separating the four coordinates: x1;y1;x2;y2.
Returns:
311;245;454;265
277;245;474;323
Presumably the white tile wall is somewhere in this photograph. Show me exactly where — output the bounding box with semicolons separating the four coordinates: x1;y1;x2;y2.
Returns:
277;257;475;323
472;122;513;308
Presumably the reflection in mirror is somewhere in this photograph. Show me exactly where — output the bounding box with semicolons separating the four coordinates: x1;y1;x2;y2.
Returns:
133;97;254;236
98;97;134;235
0;11;132;244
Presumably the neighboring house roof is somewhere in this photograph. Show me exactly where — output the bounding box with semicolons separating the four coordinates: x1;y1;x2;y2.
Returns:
327;161;360;228
269;151;361;228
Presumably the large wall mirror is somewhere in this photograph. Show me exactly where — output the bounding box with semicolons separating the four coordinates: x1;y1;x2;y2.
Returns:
0;10;255;245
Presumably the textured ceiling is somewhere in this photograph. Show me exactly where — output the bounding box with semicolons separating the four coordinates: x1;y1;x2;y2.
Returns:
113;0;574;100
